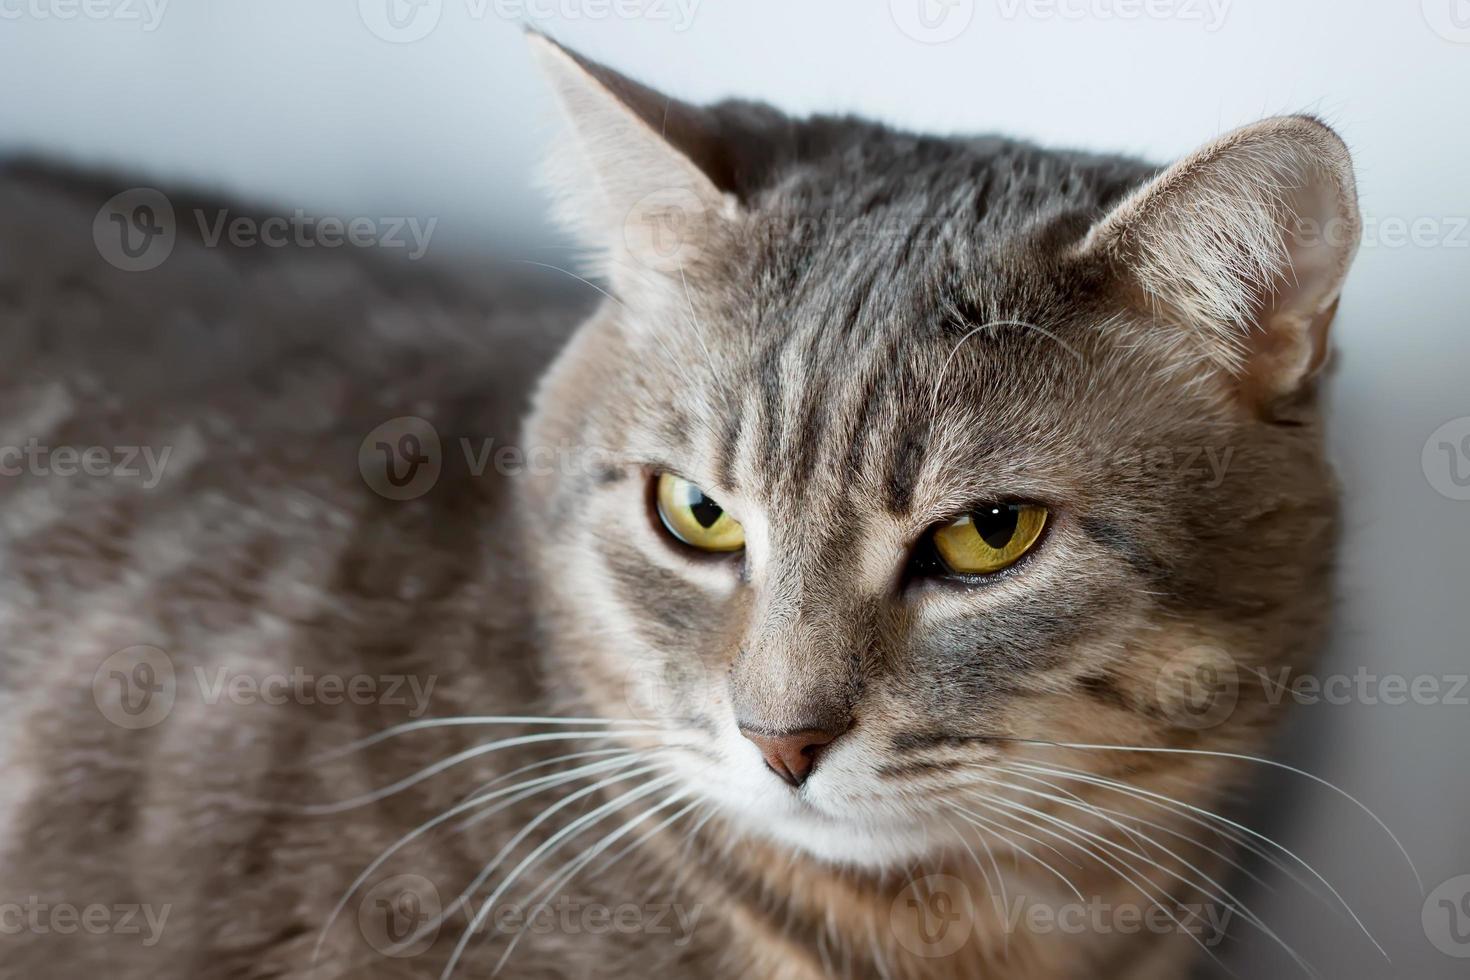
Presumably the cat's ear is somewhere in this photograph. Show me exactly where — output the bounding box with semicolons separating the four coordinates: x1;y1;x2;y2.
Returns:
528;32;737;285
1078;116;1361;405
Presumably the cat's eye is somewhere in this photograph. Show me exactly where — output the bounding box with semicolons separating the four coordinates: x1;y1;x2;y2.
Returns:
930;503;1048;575
654;473;745;553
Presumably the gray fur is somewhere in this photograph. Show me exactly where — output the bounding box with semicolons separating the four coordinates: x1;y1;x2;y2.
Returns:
0;36;1357;980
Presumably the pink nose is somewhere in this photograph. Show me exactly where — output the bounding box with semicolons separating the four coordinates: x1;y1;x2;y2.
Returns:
738;727;842;787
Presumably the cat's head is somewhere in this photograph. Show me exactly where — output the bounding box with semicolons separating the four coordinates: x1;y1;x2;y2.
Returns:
517;36;1357;868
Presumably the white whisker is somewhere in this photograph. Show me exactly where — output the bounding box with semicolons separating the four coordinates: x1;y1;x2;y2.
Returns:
314;716;648;761
309;752;646;966
491;791;697;975
946;801;1085;902
304;730;657;815
442;771;681;980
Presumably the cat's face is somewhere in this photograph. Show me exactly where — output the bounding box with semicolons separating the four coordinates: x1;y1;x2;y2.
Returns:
518;39;1356;868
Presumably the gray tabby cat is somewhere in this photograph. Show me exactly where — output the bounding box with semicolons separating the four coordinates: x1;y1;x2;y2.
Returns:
0;33;1360;980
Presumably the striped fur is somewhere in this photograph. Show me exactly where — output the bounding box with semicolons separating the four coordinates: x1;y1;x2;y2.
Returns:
0;38;1357;980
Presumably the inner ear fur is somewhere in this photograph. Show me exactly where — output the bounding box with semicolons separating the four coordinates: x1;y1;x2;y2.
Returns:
1077;115;1361;410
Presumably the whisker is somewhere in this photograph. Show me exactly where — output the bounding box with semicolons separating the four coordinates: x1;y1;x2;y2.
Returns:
941;810;1011;956
945;801;1085;901
962;772;1309;976
308;752;646;966
930;318;1085;408
1010;761;1383;960
304;730;659;815
446;748;639;835
443;771;682;980
588;796;703;879
1007;758;1312;895
999;737;1421;894
314;716;649;761
960;792;1235;976
491;791;697;975
991;764;1277;895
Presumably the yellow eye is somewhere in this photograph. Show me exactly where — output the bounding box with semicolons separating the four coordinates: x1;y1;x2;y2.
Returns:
654;473;745;552
931;503;1048;575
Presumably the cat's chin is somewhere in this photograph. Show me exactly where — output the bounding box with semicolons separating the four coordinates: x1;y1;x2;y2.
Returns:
742;815;940;870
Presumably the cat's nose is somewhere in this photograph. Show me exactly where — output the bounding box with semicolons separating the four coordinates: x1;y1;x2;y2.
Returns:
738;726;844;787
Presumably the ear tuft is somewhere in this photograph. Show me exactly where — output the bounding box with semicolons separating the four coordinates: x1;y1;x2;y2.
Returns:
528;34;734;286
1080;116;1361;402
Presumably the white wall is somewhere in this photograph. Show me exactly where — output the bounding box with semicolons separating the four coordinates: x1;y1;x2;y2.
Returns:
3;1;1468;975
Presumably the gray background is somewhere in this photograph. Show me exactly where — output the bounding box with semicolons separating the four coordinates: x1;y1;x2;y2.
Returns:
2;0;1467;975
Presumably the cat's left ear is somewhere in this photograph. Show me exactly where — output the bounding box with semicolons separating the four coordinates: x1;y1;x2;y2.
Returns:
528;32;738;287
1077;116;1361;406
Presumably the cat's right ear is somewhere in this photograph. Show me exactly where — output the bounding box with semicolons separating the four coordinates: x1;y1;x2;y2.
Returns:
528;33;738;290
1076;115;1361;410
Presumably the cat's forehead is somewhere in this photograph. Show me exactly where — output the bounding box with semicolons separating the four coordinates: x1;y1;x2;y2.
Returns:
617;173;1151;512
628;282;1111;524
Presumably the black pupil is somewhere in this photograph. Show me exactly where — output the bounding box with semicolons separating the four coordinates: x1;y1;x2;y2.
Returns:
973;505;1019;549
688;490;724;529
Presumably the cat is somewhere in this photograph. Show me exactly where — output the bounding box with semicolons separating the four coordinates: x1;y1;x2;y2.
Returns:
0;32;1360;980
